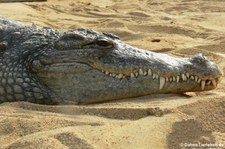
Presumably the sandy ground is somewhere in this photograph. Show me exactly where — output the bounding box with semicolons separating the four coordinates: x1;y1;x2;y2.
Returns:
0;0;225;148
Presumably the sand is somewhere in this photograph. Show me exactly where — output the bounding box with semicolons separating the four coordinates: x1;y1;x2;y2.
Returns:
0;0;225;148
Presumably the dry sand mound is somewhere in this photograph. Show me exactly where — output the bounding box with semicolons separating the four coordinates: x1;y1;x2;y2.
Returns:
0;0;225;148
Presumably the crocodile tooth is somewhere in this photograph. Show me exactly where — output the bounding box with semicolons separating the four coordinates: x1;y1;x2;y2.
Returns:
206;81;211;85
181;74;184;80
166;77;169;82
169;77;173;82
190;76;194;80
201;80;205;90
195;76;198;82
118;74;123;79
148;69;152;76
181;74;187;81
112;73;116;77
102;70;105;73
186;73;190;78
135;72;139;77
155;74;159;79
197;78;201;83
212;79;217;87
130;73;135;78
143;71;147;76
139;69;144;75
105;71;109;75
152;73;156;79
109;73;112;77
159;77;166;90
176;76;180;83
173;76;176;82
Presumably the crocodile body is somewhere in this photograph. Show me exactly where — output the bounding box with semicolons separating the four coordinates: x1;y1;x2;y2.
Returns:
0;18;222;104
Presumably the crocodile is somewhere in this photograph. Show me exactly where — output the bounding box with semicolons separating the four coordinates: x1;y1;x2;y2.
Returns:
0;18;222;104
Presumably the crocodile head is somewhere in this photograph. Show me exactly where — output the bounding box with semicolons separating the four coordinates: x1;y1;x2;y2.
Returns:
33;28;222;104
0;18;222;104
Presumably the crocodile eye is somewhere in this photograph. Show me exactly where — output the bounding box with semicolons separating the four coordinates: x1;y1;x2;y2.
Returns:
61;32;85;40
96;39;113;48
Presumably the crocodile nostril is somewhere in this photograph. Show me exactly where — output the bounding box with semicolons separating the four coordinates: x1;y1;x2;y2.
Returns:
191;53;209;64
203;55;208;60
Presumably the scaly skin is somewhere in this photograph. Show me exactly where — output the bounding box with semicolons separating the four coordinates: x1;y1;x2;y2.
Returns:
0;18;222;104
